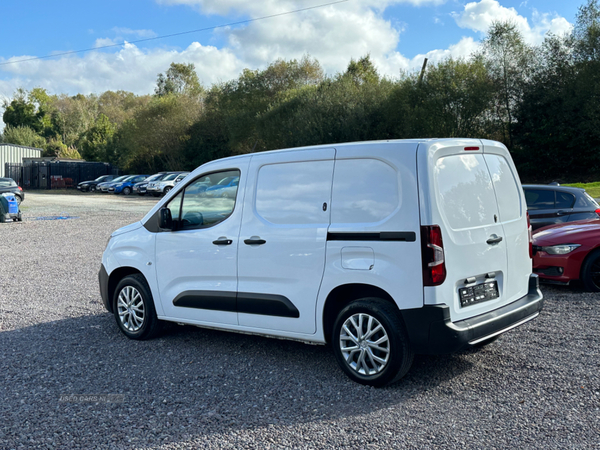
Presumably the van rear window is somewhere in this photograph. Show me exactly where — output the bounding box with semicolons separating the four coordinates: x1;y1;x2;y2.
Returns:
434;154;497;229
485;154;522;222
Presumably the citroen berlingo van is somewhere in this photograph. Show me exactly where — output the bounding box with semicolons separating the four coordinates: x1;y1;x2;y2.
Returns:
99;138;543;386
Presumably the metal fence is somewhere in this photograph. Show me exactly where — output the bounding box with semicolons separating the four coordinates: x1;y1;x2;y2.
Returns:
4;161;119;189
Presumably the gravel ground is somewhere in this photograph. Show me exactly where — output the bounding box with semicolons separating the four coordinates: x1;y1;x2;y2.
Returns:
0;192;599;449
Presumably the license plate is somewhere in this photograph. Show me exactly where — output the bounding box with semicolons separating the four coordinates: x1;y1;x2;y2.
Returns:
459;281;499;307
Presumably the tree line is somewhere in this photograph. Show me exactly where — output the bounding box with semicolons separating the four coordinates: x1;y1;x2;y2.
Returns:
2;0;600;182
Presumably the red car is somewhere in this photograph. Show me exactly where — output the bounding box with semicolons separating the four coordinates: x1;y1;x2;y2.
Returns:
532;218;600;291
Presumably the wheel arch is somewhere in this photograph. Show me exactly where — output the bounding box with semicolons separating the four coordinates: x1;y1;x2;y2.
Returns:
107;266;146;313
322;283;399;344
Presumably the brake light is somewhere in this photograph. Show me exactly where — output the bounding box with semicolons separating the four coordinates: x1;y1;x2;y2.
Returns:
18;186;23;191
595;208;600;217
464;146;479;151
421;225;446;286
527;211;533;259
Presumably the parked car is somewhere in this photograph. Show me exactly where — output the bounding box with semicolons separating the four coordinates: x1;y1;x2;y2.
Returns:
0;177;24;205
132;173;168;196
146;172;189;197
203;176;240;198
77;175;115;192
100;138;543;387
533;218;600;291
98;175;129;193
523;184;600;230
109;175;149;195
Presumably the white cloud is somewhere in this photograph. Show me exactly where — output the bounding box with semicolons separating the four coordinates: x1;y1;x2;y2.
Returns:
0;0;572;118
453;0;572;45
0;42;244;99
94;38;118;48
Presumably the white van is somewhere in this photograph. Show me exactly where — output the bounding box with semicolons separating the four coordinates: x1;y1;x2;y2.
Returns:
99;138;543;386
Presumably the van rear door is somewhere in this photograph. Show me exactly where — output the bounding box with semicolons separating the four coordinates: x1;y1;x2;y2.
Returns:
482;141;530;306
421;141;512;322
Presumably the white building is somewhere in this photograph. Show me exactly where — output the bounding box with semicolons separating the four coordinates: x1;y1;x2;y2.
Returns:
0;143;43;177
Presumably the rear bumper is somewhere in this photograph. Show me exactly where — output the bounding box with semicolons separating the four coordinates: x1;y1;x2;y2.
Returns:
401;274;544;354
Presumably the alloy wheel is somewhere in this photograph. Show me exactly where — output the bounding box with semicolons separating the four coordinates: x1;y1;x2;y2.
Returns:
117;286;145;332
339;313;390;376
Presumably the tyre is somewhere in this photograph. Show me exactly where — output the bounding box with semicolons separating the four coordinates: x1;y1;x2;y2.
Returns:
90;186;96;192
15;195;22;206
122;187;132;195
163;186;172;195
581;249;600;292
332;298;414;387
113;274;162;340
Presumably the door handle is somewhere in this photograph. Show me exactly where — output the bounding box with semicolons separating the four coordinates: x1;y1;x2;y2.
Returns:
556;210;569;216
486;234;503;245
244;237;266;245
212;237;233;245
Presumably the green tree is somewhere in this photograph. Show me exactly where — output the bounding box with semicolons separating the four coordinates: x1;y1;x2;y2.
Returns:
2;125;46;148
79;114;117;161
573;0;600;62
155;63;203;98
513;5;600;180
2;89;44;133
115;94;202;172
479;21;534;147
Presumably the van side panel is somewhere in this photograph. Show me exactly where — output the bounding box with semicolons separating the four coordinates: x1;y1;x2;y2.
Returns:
317;142;422;335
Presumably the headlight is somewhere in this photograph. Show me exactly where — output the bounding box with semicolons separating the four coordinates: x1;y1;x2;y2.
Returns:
541;244;581;255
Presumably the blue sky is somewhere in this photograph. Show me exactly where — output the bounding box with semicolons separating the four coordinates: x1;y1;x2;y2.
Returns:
0;0;579;101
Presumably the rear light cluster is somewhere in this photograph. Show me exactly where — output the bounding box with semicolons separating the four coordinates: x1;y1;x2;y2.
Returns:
527;211;533;259
595;208;600;217
421;225;446;286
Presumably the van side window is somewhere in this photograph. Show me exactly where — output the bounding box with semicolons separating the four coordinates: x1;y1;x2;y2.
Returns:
165;170;240;230
434;154;498;229
331;159;399;225
255;161;332;225
524;189;554;210
484;155;522;222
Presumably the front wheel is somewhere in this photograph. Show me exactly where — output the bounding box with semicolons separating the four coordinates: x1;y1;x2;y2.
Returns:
581;249;600;292
122;187;131;195
113;274;162;340
163;186;172;195
332;298;413;387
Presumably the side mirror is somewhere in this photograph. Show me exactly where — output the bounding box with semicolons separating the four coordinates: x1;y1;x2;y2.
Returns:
159;207;173;230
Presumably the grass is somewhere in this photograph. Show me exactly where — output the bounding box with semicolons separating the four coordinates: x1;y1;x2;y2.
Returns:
563;182;600;198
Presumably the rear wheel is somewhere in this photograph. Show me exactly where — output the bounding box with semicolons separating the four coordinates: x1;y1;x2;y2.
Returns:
332;298;413;387
581;249;600;292
90;186;96;192
113;274;162;340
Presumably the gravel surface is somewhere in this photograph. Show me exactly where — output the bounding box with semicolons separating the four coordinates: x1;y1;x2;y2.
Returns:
0;192;599;449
